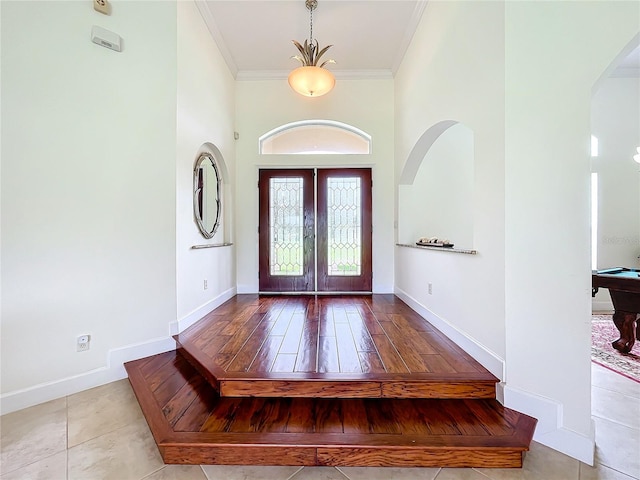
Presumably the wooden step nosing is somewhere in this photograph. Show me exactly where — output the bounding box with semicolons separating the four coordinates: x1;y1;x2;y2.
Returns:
174;340;225;387
124;360;175;445
513;414;538;447
159;431;534;450
215;371;498;382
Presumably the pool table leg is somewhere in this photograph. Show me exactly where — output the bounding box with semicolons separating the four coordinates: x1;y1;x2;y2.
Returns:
611;311;637;354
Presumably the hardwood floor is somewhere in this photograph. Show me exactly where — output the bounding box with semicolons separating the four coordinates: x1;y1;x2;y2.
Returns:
174;295;498;398
126;349;536;467
125;294;537;468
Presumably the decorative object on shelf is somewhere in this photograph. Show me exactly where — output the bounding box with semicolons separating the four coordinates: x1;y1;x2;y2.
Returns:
633;146;640;163
416;236;454;248
288;0;336;97
193;152;221;239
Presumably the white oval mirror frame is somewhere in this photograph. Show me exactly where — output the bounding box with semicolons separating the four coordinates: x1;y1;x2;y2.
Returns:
193;152;221;239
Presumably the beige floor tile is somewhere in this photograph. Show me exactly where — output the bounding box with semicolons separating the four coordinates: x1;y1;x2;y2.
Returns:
591;364;640;400
592;386;640;431
337;466;440;480
0;450;67;480
200;465;303;480
474;442;580;480
0;398;67;475
67;419;163;480
142;465;208;480
435;469;492;480
67;378;144;448
579;462;638;480
593;417;640;479
291;467;349;480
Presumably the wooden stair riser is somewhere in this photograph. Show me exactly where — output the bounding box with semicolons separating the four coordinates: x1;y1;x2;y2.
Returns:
159;445;525;468
219;379;496;399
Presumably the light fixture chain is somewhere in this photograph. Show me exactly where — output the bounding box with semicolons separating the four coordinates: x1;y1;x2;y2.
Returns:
305;0;317;44
309;3;313;43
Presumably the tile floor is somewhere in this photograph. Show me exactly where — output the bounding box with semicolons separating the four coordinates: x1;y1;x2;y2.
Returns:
1;362;638;480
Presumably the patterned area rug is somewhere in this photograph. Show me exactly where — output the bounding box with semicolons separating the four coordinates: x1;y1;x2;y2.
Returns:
592;314;640;383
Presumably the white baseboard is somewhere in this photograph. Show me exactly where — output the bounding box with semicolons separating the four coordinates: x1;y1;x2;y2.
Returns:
170;286;237;335
394;287;505;380
1;287;238;416
503;385;595;465
0;336;175;416
236;284;257;294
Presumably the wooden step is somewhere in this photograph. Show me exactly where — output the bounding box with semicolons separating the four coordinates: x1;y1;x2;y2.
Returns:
174;294;499;399
125;350;537;468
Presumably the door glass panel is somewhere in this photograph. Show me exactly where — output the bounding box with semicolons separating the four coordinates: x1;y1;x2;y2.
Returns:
270;177;304;276
327;177;361;276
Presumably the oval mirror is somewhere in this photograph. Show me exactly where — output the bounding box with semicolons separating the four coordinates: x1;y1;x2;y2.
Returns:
193;153;221;239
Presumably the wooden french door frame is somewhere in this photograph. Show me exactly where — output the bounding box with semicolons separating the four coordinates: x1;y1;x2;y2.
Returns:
258;168;372;293
317;168;372;292
258;169;315;292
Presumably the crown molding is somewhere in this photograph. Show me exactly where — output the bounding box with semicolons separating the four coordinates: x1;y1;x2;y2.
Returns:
195;0;238;78
392;0;428;75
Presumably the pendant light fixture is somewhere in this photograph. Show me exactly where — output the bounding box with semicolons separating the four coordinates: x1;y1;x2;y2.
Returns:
288;0;336;97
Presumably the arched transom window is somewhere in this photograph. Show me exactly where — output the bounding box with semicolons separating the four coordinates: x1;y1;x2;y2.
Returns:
259;120;371;155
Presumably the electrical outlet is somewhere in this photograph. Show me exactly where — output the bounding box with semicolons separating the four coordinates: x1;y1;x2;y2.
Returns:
203;279;208;290
77;334;91;352
428;283;433;295
93;0;111;15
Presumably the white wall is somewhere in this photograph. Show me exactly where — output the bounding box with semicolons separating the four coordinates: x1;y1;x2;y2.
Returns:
235;78;395;293
176;1;236;330
394;0;640;464
591;77;640;310
1;0;177;403
394;1;507;367
504;1;639;463
398;123;474;248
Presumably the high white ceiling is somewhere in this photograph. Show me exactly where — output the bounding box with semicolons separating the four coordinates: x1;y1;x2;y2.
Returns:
198;0;426;79
197;1;639;80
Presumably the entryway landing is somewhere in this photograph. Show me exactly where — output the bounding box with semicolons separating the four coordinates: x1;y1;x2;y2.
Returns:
124;294;537;468
173;294;499;399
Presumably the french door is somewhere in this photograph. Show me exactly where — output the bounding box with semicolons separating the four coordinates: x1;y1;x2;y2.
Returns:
258;168;372;293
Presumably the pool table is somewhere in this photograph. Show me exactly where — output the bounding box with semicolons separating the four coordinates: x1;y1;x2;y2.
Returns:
592;267;640;354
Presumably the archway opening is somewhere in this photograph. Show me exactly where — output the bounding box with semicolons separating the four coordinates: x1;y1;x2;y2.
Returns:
590;35;640;312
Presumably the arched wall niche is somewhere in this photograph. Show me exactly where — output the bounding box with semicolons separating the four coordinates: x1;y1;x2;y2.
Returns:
398;121;475;249
196;142;233;243
259;119;371;155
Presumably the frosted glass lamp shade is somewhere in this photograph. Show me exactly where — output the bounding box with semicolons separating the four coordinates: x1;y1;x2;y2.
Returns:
288;66;335;97
635;147;640;164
